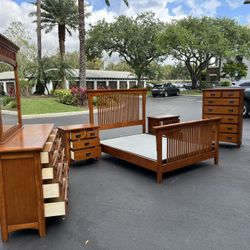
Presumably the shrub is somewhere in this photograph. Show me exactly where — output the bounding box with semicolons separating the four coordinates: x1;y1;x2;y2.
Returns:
220;80;231;87
70;86;87;106
54;89;76;105
6;100;17;109
2;96;14;106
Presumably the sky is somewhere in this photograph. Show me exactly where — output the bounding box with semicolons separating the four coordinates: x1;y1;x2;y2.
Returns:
1;0;250;61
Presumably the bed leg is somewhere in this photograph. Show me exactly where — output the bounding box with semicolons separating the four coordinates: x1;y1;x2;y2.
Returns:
156;171;163;184
214;156;218;165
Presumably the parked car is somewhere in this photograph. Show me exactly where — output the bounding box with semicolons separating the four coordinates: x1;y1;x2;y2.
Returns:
151;83;180;97
232;80;250;117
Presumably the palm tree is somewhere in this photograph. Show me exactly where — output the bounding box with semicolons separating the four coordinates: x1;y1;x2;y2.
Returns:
78;0;129;88
40;0;78;63
35;0;44;94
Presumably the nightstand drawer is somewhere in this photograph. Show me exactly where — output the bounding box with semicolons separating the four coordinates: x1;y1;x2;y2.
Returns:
204;98;239;106
222;91;240;98
70;131;86;140
71;147;101;161
70;138;100;150
204;91;221;98
204;106;238;114
219;133;238;143
86;129;98;138
220;124;238;133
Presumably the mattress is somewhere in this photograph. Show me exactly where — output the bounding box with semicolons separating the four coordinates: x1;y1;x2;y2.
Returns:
101;134;167;161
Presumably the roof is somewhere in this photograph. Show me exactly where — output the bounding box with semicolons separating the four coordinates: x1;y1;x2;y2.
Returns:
0;71;14;80
73;69;137;79
0;70;138;81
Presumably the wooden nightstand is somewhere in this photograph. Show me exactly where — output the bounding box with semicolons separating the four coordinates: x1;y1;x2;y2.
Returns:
147;114;180;134
58;124;101;163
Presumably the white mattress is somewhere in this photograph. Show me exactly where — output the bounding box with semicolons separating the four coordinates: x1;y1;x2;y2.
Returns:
101;134;167;161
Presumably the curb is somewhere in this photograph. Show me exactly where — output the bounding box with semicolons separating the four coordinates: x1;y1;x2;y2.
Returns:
23;110;90;119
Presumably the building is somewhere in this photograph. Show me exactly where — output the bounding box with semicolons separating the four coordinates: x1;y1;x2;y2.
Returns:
0;69;146;95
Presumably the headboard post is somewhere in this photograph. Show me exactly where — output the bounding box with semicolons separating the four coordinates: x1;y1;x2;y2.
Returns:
87;89;147;132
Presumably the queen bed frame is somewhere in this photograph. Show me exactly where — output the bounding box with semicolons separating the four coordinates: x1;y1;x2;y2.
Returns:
87;89;221;183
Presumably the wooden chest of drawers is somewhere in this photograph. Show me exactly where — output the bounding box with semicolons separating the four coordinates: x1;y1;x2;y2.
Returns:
0;124;69;242
202;88;244;147
58;124;101;163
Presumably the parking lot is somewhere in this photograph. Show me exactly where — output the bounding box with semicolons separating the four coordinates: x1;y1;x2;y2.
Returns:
1;95;250;250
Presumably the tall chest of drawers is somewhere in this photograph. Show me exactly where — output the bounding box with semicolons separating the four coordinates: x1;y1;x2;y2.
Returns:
0;124;69;242
202;88;244;147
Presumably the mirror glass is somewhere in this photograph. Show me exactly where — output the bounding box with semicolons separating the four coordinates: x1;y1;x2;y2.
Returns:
0;62;19;134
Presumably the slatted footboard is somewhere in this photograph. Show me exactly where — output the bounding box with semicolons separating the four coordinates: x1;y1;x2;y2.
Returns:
154;118;221;183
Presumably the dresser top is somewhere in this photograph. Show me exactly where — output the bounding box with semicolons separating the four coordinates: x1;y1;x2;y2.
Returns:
203;88;245;92
0;124;54;153
57;124;99;132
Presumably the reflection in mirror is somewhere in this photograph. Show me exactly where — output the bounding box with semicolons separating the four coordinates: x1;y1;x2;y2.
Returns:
0;62;19;134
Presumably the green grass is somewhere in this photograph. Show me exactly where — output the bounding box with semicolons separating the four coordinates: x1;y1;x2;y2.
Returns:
21;97;85;115
181;90;202;95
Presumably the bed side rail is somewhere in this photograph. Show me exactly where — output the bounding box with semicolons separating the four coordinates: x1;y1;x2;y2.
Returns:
87;89;147;132
154;118;221;163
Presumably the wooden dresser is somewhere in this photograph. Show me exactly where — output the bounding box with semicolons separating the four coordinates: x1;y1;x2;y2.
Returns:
58;124;101;163
0;124;69;242
202;88;244;147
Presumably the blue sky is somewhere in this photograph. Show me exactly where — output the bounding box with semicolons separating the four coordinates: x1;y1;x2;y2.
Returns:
1;0;250;55
10;0;250;25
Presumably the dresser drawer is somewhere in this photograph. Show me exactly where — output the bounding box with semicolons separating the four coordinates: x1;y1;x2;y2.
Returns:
70;138;100;150
44;201;66;218
70;131;86;140
43;183;60;199
219;133;238;143
203;114;238;124
204;98;239;106
71;147;101;161
42;167;54;180
40;142;53;164
204;106;238;114
220;124;238;133
222;91;240;98
203;91;221;98
86;129;98;138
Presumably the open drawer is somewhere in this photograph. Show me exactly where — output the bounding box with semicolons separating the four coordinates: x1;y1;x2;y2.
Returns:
44;177;68;217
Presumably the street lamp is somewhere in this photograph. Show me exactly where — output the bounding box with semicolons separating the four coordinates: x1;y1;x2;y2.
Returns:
244;0;250;4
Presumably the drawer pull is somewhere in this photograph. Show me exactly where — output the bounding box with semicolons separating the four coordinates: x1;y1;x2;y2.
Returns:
208;109;213;112
89;132;95;136
228;93;233;97
208;101;213;104
228;118;233;121
75;134;81;138
227;137;232;140
84;142;90;146
85;152;92;157
227;128;233;131
228;109;234;112
229;100;234;104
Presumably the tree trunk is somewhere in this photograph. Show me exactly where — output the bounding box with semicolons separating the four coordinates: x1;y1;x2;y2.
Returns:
58;24;66;63
78;0;86;88
36;0;45;95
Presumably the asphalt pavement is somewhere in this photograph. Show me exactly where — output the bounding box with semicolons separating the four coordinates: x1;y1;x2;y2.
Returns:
1;95;250;250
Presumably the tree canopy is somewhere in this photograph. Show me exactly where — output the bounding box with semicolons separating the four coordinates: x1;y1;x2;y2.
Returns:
86;12;165;84
157;16;250;88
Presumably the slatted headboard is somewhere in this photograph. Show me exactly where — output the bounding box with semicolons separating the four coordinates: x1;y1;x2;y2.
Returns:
87;89;147;132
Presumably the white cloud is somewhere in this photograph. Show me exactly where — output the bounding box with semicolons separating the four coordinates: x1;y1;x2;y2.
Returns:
186;0;221;17
225;0;241;10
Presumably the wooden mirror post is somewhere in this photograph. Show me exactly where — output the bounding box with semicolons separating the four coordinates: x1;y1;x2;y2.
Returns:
0;34;22;144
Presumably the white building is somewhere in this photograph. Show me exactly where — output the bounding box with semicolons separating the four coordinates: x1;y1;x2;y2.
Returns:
0;69;146;95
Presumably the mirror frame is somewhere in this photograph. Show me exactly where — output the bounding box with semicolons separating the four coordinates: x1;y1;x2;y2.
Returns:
0;34;22;144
